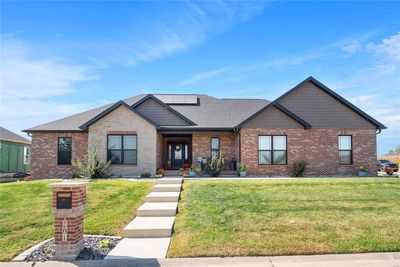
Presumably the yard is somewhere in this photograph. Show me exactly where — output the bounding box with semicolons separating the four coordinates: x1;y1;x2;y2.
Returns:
169;178;400;257
0;179;154;261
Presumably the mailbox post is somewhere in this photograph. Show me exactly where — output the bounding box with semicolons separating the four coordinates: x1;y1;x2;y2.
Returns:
48;182;89;260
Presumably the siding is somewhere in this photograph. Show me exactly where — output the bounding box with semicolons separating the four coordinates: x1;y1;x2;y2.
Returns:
88;105;157;176
242;106;303;129
277;81;376;129
135;98;190;126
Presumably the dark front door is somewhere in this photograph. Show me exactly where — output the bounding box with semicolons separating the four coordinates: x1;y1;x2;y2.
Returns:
168;142;189;169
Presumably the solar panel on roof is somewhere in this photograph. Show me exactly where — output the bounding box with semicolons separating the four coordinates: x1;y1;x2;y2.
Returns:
154;95;198;105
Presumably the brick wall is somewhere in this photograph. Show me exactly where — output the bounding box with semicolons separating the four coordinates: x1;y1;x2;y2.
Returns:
192;133;238;169
31;132;88;179
240;128;377;176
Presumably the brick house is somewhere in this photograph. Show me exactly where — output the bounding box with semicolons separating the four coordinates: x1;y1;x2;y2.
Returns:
24;77;386;178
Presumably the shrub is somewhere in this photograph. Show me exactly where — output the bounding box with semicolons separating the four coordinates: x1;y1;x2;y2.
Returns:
238;163;247;172
99;239;111;248
292;161;307;177
140;172;151;178
156;168;166;176
207;151;224;177
72;149;111;178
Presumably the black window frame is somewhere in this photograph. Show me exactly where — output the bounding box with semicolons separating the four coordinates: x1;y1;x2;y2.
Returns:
107;134;137;165
338;135;353;165
258;135;287;165
57;137;72;165
210;137;220;161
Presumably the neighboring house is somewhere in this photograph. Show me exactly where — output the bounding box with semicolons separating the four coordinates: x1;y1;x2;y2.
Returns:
0;127;31;174
23;77;385;178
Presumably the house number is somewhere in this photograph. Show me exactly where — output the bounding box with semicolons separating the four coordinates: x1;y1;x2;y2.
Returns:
62;218;68;242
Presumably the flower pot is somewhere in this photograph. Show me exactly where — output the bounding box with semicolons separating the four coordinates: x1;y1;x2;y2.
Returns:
189;171;196;177
239;171;247;177
358;171;368;177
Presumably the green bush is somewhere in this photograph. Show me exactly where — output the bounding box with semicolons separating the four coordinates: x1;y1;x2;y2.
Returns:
71;149;111;178
140;172;151;178
207;151;224;177
292;161;307;177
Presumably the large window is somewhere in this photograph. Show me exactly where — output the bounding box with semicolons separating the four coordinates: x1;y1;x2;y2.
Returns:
258;135;287;165
107;135;137;164
338;135;352;165
211;137;220;161
58;137;72;165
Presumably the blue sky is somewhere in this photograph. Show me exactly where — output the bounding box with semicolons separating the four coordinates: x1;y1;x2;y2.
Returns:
1;1;399;155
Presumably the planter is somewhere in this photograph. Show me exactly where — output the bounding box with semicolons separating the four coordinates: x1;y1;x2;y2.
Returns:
358;171;368;177
155;174;163;178
189;171;196;177
239;171;247;177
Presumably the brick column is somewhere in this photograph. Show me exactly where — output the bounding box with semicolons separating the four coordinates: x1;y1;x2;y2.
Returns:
47;182;89;260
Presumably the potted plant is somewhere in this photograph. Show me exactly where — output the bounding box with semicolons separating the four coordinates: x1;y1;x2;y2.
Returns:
238;163;247;177
156;168;165;178
191;164;201;177
358;165;368;177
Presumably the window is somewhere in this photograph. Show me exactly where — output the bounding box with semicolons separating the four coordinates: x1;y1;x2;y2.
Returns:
23;146;30;164
58;137;72;165
338;135;352;165
258;135;287;165
107;135;137;164
211;137;220;161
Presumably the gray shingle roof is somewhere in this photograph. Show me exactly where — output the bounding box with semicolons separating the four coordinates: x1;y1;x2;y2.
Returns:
24;94;269;132
0;127;31;144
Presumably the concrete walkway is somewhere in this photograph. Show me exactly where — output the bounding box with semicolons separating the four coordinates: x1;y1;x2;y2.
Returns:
105;177;183;259
3;252;399;267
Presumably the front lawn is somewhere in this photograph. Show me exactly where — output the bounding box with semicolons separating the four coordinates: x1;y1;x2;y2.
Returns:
0;179;154;261
169;178;400;257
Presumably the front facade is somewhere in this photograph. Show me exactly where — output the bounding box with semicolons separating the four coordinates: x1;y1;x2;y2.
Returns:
24;77;386;178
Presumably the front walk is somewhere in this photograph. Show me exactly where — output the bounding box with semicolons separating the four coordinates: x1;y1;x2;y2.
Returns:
105;177;183;259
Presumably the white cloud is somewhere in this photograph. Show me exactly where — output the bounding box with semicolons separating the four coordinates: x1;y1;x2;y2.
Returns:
342;42;362;54
181;65;236;85
107;2;265;66
0;36;97;137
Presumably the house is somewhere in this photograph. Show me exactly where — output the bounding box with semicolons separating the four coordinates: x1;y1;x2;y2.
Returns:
23;77;385;178
0;127;31;174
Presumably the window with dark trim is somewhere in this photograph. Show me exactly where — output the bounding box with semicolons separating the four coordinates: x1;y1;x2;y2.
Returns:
338;135;352;165
58;137;72;165
107;135;137;164
211;137;220;161
258;135;287;165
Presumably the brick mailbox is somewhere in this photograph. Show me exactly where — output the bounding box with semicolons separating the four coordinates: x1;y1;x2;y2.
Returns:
48;182;89;260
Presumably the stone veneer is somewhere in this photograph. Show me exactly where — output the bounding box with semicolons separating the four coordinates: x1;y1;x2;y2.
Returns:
88;105;157;176
192;133;239;169
240;128;377;176
31;132;88;179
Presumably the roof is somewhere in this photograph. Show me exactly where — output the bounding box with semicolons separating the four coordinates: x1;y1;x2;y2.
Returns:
24;94;269;132
23;76;386;132
0;127;31;144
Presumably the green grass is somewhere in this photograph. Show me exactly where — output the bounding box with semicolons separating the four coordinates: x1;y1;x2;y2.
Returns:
0;179;154;261
169;178;400;257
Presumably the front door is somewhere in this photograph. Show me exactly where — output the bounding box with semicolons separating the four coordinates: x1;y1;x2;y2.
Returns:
168;142;189;169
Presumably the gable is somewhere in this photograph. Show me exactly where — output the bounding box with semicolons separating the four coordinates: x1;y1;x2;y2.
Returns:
242;106;304;129
88;105;156;130
277;81;377;129
134;98;192;126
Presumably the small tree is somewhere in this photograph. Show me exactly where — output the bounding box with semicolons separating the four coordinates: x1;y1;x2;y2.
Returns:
72;149;111;178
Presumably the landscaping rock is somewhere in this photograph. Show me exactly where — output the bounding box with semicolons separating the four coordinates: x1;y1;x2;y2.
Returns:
25;236;120;262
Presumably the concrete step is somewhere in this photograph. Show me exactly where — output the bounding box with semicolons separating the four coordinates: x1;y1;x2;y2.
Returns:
157;178;183;184
152;184;182;192
105;237;171;259
123;216;175;238
137;202;178;217
145;191;180;202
